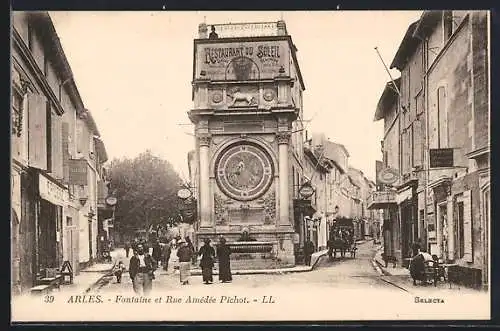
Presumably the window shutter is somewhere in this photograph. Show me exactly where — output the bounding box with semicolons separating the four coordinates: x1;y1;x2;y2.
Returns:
463;190;473;262
27;93;47;170
51;113;64;180
413;121;423;166
447;199;454;260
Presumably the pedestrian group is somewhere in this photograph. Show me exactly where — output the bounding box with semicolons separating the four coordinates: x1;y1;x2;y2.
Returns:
120;235;233;295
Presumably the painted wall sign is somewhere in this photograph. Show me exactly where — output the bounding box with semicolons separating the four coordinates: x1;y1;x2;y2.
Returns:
429;148;454;168
195;40;290;81
211;22;279;38
39;173;68;206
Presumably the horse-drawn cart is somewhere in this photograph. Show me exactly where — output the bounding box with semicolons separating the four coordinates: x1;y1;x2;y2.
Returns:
327;218;357;259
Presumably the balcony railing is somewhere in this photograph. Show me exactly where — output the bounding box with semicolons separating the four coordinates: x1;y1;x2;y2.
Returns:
367;190;397;210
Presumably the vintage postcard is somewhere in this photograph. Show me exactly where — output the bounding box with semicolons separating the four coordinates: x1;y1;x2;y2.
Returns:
10;10;491;322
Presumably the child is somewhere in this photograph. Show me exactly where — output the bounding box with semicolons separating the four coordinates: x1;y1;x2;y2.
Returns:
113;261;126;283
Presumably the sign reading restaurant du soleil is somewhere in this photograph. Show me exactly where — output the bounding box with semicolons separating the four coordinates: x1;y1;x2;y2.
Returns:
195;40;291;80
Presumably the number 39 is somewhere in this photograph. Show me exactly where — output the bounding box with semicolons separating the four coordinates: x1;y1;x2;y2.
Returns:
43;295;54;303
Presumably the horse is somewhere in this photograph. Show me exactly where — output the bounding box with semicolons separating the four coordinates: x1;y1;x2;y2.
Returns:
328;229;349;259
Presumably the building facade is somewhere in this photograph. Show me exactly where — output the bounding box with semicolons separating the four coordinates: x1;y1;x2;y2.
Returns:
369;10;489;288
301;135;374;251
11;11;110;294
188;21;306;267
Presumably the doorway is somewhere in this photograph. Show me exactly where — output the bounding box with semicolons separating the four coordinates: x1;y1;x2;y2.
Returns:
400;201;413;258
88;219;93;261
38;199;57;270
437;203;448;259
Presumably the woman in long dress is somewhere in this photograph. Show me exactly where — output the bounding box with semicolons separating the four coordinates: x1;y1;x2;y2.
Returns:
176;240;193;285
216;236;232;283
198;238;216;284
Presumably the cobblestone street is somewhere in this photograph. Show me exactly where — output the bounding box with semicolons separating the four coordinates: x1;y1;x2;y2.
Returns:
95;241;486;298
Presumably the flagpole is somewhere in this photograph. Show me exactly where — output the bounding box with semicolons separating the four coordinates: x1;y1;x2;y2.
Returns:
374;46;401;96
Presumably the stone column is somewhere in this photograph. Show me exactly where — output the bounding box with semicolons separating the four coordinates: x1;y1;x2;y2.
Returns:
277;131;291;227
198;134;211;228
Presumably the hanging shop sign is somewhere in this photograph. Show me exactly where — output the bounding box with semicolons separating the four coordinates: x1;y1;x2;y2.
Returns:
68;159;88;185
377;167;399;185
105;196;117;206
299;182;315;199
39;173;68;206
177;188;193;200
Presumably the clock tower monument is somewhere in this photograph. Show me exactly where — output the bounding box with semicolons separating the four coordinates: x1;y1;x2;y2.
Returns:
188;20;306;268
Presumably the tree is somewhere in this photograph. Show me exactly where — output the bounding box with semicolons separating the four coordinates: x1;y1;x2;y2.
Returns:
108;150;182;238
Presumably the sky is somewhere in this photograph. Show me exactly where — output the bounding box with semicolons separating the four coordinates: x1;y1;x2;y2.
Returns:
49;10;422;182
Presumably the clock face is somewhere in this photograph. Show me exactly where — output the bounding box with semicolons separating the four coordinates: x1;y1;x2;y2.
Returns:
215;142;274;201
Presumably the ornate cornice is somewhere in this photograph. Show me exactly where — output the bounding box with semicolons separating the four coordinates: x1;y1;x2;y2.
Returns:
276;131;291;145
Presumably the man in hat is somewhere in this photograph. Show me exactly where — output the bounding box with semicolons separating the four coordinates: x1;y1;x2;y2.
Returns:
128;243;157;295
176;239;193;285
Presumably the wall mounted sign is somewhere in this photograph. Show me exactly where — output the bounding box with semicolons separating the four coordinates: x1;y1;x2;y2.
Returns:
39;173;68;206
195;40;290;81
215;142;274;201
430;148;454;168
377;167;399;185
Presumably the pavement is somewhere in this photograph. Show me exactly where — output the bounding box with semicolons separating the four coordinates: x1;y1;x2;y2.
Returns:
12;240;490;321
370;244;486;295
372;245;410;277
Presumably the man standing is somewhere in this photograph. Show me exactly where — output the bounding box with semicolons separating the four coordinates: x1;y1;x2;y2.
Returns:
304;239;315;266
162;241;172;272
124;241;131;258
129;244;157;295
